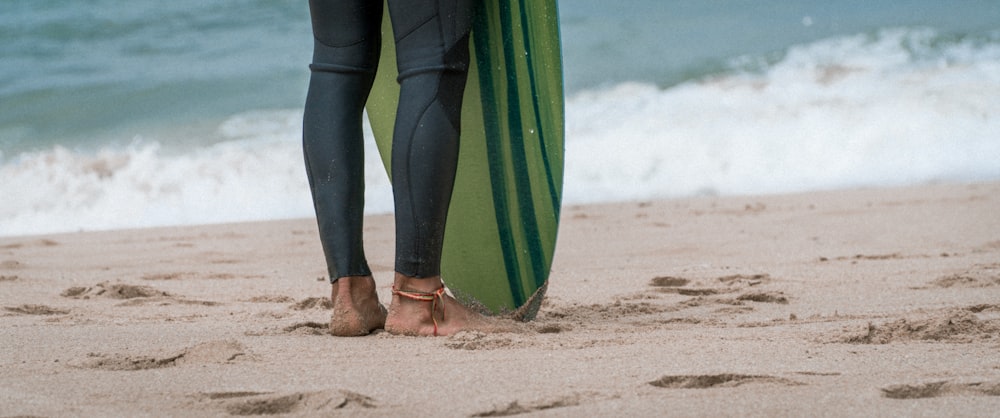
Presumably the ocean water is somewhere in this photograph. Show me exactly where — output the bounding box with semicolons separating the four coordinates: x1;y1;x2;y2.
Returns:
2;0;999;236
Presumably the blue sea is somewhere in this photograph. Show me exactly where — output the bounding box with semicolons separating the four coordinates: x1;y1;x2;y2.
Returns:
2;0;999;236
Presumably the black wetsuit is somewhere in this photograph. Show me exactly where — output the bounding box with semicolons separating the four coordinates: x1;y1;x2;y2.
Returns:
303;0;475;281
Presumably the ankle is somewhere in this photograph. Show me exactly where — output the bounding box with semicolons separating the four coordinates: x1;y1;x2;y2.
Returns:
392;272;443;293
332;275;377;301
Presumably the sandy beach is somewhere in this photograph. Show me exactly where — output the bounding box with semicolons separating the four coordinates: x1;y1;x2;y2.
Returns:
2;182;999;417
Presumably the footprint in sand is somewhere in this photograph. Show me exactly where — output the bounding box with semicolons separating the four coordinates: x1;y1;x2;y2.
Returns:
649;274;771;294
531;275;789;335
282;322;329;336
1;259;25;269
74;340;248;371
882;380;1000;399
649;274;788;309
244;321;336;337
198;389;376;415
836;309;1000;344
928;263;1000;288
650;276;690;287
243;295;296;304
648;374;801;389
4;304;70;316
736;291;789;304
61;281;220;306
649;276;719;296
289;297;334;311
61;282;169;300
471;395;582;417
716;273;771;286
968;304;1000;314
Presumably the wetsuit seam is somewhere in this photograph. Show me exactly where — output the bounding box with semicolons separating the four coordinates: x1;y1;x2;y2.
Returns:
313;35;370;49
402;111;418;276
435;0;447;55
394;13;437;43
405;98;431;276
402;73;445;278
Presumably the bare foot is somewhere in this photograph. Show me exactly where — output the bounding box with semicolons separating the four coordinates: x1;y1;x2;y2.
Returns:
385;273;500;336
329;275;387;337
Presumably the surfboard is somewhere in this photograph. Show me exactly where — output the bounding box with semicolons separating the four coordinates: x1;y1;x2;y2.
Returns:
366;0;563;320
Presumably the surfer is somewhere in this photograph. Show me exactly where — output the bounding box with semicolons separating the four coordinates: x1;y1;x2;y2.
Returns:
303;0;488;336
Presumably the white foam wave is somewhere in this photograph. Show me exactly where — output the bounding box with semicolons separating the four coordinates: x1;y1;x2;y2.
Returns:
0;110;393;236
563;28;1000;203
3;28;999;236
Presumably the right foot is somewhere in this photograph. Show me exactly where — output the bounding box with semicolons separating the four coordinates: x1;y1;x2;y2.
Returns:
329;275;387;336
385;273;507;336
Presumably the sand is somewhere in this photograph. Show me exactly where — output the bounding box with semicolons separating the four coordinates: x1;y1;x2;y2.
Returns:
2;182;999;417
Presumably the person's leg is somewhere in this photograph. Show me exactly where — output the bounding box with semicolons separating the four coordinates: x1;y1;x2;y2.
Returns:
303;0;386;336
383;0;490;336
388;0;474;280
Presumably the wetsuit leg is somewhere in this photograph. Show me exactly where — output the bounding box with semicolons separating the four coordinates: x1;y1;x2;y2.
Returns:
387;0;475;278
303;0;383;282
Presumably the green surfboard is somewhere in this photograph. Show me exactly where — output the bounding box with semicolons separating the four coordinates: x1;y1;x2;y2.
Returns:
367;0;564;320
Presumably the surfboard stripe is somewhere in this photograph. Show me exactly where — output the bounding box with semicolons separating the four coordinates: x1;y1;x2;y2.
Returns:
472;6;526;307
495;0;548;296
524;0;563;287
516;0;562;220
498;2;540;300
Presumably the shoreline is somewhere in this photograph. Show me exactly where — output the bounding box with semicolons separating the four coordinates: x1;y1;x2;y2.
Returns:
1;180;992;241
2;182;999;416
